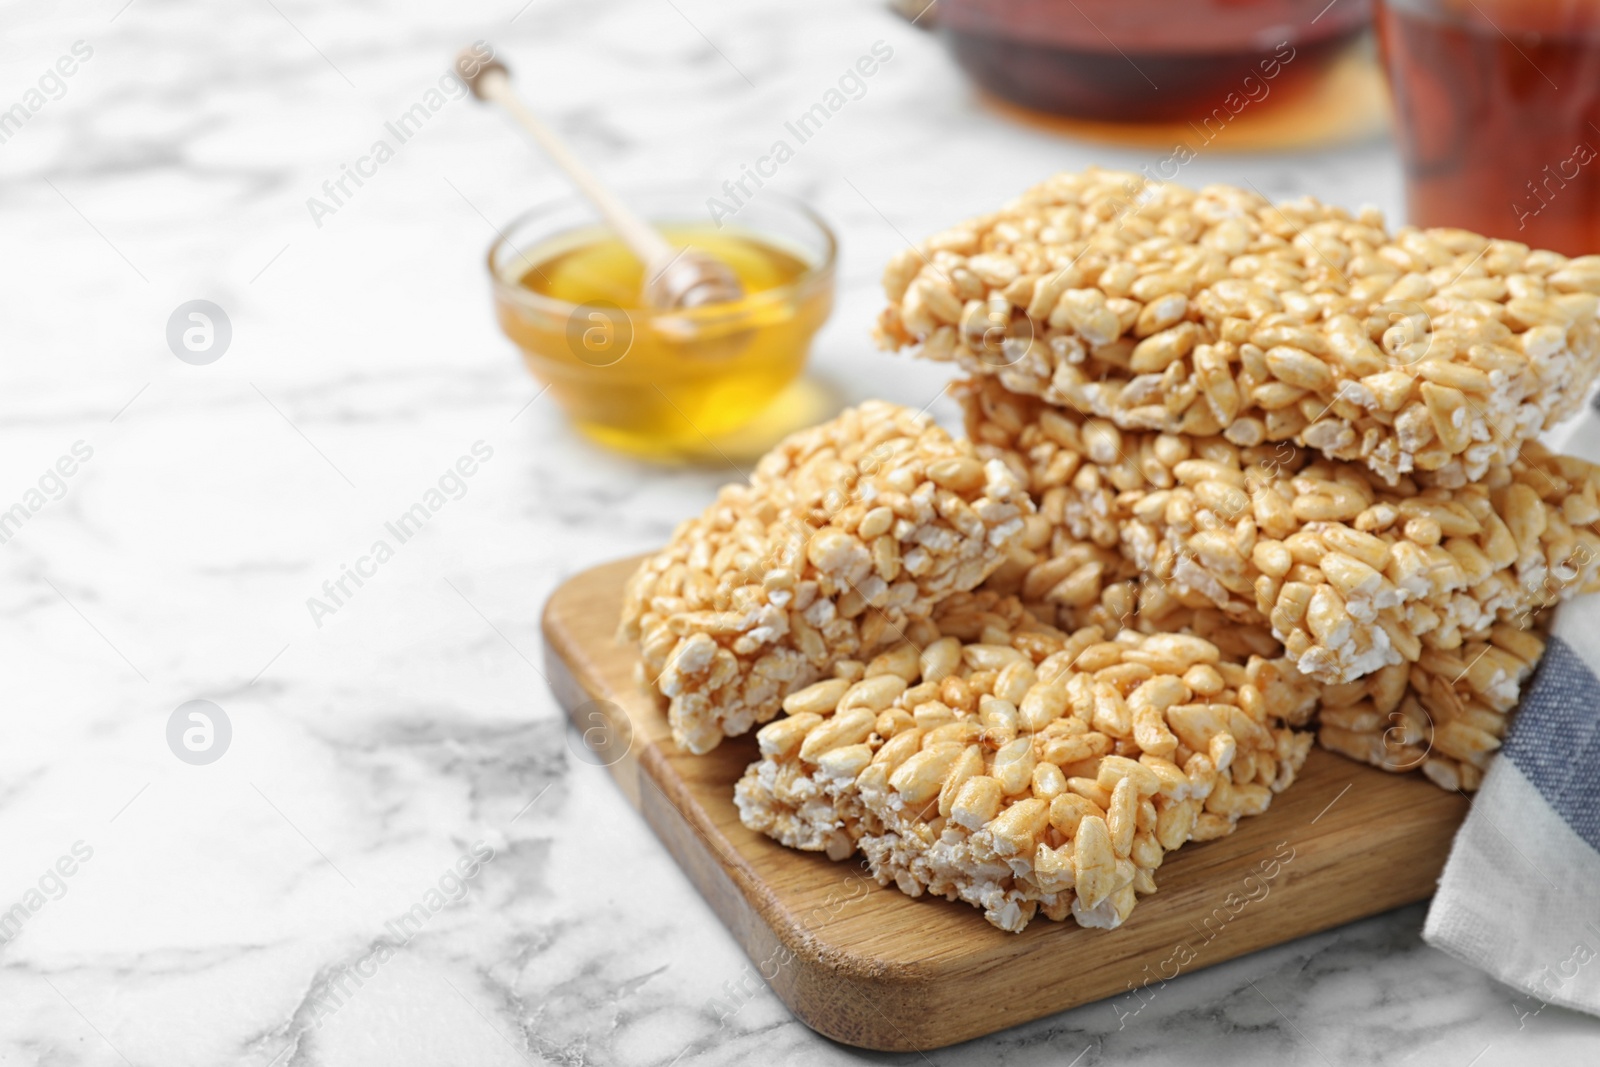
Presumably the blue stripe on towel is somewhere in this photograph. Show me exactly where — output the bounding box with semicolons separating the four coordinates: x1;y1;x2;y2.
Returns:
1500;636;1600;853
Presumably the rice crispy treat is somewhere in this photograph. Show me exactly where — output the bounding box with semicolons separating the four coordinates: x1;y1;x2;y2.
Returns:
959;376;1600;685
733;595;1318;932
620;401;1032;753
1059;563;1549;792
1316;623;1548;793
875;169;1600;488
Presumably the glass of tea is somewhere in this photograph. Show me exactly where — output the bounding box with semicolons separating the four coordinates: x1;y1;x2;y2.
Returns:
1378;0;1600;254
488;188;836;456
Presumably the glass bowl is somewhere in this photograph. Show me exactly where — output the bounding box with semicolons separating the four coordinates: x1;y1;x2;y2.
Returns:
488;186;836;456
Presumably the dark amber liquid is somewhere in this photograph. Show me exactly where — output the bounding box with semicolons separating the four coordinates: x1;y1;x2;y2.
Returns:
940;0;1372;122
1378;0;1600;254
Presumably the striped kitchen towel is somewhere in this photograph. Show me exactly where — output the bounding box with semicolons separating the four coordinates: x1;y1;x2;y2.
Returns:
1424;413;1600;1017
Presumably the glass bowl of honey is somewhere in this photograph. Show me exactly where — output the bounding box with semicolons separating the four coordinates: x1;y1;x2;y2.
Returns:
488;187;836;456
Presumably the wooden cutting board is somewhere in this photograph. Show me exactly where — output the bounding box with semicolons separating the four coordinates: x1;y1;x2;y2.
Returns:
541;556;1469;1051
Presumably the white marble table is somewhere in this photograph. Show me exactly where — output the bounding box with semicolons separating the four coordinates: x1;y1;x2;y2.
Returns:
3;0;1597;1063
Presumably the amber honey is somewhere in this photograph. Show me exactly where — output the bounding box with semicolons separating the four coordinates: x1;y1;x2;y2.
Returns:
492;209;834;457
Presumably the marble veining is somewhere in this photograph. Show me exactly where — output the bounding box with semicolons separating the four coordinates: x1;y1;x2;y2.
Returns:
3;0;1596;1063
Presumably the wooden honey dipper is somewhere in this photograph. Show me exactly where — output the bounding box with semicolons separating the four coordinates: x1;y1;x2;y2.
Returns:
460;47;745;311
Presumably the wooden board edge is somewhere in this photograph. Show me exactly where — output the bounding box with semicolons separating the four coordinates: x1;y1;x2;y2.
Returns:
541;572;647;808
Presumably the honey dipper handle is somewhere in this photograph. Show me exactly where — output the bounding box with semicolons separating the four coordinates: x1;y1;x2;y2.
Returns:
468;59;675;269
